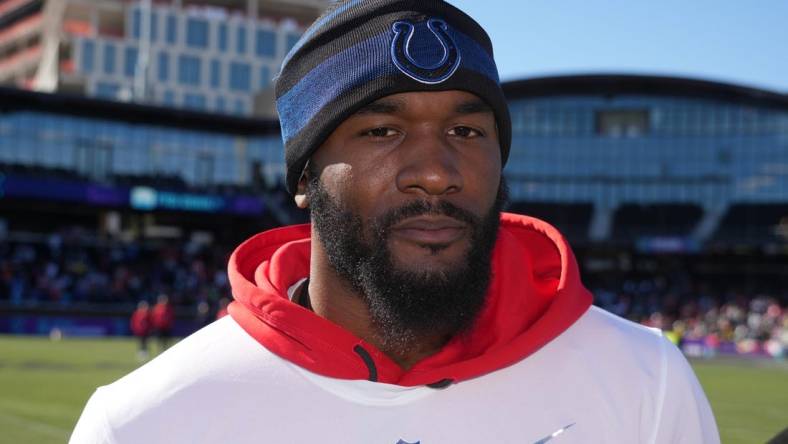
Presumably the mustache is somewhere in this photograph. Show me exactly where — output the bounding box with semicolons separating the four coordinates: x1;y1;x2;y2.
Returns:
373;199;481;234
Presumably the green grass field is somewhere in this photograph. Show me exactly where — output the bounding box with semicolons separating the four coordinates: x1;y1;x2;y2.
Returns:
0;336;786;443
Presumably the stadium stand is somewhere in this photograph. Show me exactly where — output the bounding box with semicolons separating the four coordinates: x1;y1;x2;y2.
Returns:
506;202;593;243
0;76;786;357
611;203;704;241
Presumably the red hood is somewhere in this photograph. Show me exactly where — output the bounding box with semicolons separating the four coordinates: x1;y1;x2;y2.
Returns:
228;212;592;386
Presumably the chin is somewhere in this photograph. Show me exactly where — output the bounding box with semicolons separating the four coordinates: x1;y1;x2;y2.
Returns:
389;243;468;274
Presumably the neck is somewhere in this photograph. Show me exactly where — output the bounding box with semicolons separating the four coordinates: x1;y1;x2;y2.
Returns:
307;232;448;370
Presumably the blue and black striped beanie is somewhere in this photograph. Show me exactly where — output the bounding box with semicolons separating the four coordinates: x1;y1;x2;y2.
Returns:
276;0;511;194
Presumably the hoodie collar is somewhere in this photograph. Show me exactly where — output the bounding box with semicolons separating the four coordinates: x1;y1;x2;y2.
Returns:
228;212;592;386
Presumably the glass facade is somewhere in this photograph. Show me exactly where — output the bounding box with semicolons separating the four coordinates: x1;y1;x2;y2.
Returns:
166;14;177;44
69;4;306;117
0;110;284;187
124;46;138;77
1;78;786;246
218;23;228;51
157;51;169;81
81;40;95;73
210;59;221;88
255;29;276;57
285;33;301;53
504;90;788;244
229;62;251;92
178;55;201;86
506;95;788;205
259;66;271;89
183;93;206;110
186;18;209;48
103;43;116;75
236;26;247;54
132;9;158;41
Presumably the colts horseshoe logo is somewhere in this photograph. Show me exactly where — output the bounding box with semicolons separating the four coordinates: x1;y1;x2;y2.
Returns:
390;18;461;84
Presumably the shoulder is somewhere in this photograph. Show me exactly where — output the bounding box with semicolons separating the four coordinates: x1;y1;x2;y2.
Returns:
555;307;719;443
564;306;705;393
565;306;668;365
71;317;292;443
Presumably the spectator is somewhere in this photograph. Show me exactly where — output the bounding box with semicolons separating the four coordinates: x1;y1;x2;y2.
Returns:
130;301;152;361
151;294;175;352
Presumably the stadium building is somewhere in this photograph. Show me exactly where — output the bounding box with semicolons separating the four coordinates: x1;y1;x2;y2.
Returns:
0;0;327;116
500;75;788;330
504;74;788;247
1;73;786;338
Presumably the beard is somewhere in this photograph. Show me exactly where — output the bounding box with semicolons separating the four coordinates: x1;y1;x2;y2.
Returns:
307;173;508;357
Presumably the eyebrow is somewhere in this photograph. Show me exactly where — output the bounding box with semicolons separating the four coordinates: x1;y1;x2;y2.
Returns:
455;99;493;115
354;99;404;115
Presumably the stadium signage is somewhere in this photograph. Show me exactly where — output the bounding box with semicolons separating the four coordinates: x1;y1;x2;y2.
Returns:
130;187;224;212
1;174;264;215
130;186;263;214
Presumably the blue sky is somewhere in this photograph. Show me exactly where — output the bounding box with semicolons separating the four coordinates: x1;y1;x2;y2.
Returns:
448;0;788;93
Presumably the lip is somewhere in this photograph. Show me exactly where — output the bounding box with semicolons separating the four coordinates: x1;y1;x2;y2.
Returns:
389;215;468;245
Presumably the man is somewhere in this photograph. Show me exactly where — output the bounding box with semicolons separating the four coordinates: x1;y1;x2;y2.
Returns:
150;293;174;352
71;1;719;443
129;300;152;361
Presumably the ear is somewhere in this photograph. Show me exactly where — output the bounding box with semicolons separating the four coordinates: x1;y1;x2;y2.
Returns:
293;171;310;209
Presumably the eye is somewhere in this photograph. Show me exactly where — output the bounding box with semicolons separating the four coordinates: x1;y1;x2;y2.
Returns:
362;127;399;138
448;126;483;138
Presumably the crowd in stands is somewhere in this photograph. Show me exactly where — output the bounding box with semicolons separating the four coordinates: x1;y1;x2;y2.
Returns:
0;231;232;315
593;277;787;359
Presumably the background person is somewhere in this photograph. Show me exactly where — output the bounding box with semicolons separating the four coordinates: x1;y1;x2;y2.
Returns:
129;300;151;361
151;294;174;352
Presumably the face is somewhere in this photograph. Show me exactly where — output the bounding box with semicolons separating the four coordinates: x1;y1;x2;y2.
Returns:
298;90;506;352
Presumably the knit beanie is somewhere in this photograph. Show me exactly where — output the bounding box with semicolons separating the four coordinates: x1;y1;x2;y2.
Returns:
276;0;511;194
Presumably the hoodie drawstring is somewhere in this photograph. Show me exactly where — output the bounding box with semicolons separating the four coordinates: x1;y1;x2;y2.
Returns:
353;345;378;382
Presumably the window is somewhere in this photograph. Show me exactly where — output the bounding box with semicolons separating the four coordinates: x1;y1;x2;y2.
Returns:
103;43;116;74
229;62;251;91
166;14;177;44
132;9;141;39
210;59;221;88
75;138;113;181
184;93;206;110
596;109;650;137
236;25;247;54
259;66;271;89
215;96;226;112
134;10;159;41
95;82;120;99
163;90;176;105
81;40;95;73
186;18;209;48
124;46;138;77
158;51;169;81
178;55;201;86
255;29;276;57
218;23;228;51
150;12;159;41
234;98;246;115
285;32;300;52
195;153;214;185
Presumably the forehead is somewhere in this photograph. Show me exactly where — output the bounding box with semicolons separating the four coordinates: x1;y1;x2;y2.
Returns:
351;90;493;117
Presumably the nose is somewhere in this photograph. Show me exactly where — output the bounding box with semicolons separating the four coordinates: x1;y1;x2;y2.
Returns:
395;131;463;196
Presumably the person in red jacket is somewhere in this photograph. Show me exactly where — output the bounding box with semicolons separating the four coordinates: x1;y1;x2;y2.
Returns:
129;301;151;361
151;294;174;352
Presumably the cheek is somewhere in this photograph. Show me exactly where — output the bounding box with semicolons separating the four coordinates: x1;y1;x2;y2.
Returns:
319;163;354;202
465;152;502;203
